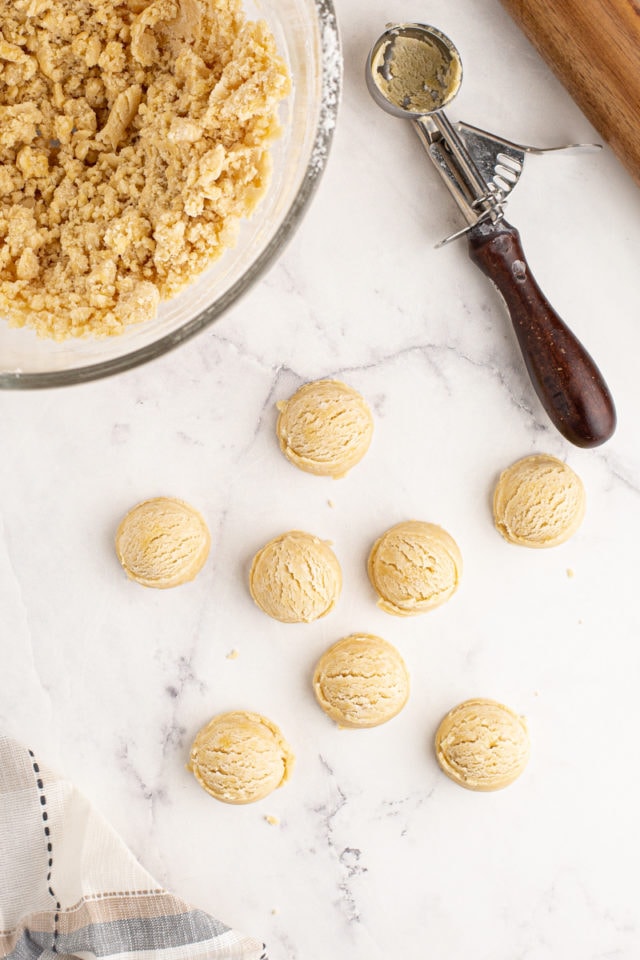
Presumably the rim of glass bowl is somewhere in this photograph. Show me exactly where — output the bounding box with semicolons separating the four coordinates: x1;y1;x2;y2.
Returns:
0;0;341;390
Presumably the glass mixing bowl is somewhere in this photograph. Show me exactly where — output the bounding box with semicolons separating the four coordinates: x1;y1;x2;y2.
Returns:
0;0;341;389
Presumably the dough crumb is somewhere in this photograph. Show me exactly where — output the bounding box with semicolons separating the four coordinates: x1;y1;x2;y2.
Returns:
0;0;290;340
226;649;240;660
264;814;279;826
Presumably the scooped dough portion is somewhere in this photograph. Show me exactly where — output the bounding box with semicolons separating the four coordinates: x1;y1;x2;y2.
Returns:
435;698;530;791
276;379;374;478
493;454;585;547
115;497;210;588
188;710;294;804
371;33;462;114
249;530;342;623
313;633;409;728
367;520;462;616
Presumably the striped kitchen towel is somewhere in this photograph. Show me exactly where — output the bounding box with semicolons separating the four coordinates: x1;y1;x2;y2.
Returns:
0;735;266;960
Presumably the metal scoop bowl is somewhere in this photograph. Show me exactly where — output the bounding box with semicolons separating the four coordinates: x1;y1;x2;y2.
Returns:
366;23;462;118
366;23;616;448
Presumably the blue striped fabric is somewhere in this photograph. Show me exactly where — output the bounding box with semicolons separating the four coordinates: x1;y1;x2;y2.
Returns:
0;737;266;960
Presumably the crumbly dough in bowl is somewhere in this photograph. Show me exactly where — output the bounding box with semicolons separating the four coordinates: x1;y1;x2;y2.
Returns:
0;0;290;339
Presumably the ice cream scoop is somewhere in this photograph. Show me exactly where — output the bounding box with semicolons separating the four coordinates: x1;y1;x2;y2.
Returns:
276;379;374;478
366;22;616;448
367;520;462;616
493;453;585;547
313;633;410;728
115;496;210;588
435;698;530;791
188;710;294;804
249;530;342;623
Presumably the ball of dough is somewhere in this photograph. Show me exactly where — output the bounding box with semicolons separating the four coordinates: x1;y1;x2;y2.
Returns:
493;453;585;548
367;520;462;616
435;698;530;791
276;379;374;478
313;634;409;728
249;530;342;623
115;497;210;589
188;711;294;805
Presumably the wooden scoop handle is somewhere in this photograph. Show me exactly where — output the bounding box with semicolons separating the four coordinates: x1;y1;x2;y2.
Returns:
468;219;616;447
499;0;640;185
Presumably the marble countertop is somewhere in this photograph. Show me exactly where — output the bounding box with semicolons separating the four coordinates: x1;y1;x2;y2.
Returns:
2;1;640;957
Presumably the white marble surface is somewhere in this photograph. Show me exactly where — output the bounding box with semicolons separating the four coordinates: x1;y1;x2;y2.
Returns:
2;0;640;957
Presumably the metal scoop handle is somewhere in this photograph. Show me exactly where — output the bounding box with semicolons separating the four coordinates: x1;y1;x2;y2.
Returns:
468;219;616;447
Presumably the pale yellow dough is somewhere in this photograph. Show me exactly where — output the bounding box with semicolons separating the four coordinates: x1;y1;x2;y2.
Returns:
313;634;409;728
435;698;530;791
276;379;374;478
115;496;210;588
188;710;294;804
367;520;462;616
493;454;585;548
249;530;342;623
0;0;290;339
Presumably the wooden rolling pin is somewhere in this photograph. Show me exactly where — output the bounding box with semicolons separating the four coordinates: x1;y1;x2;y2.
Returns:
499;0;640;185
